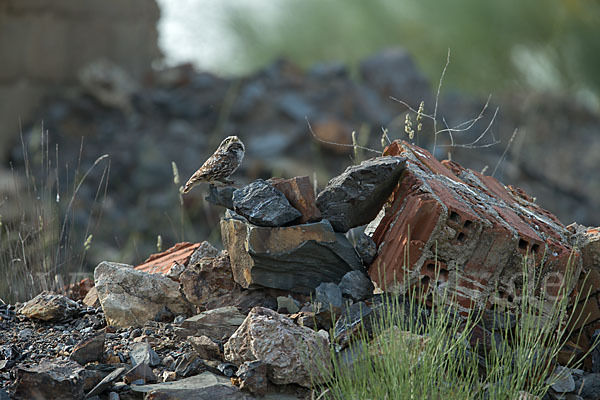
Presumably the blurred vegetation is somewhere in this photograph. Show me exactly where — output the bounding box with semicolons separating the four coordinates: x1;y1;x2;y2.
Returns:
223;0;600;103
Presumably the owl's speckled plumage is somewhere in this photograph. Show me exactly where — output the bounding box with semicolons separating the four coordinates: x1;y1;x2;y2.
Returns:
182;136;245;194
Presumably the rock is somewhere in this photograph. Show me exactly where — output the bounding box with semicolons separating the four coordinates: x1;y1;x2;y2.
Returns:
19;291;80;322
17;328;32;340
355;233;377;266
179;254;237;311
277;296;300;314
338;270;374;302
269;176;321;224
83;287;100;308
217;362;237;378
577;373;600;399
188;336;221;361
124;362;157;384
316;156;406;232
368;141;582;318
94;261;191;327
188;241;220;265
85;367;126;398
70;332;105;365
548;366;575;393
130;342;161;367
236;360;268;396
205;185;236;209
334;301;374;347
174;353;203;377
13;360;85;400
224;307;330;387
131;371;251;399
314;282;343;313
221;213;363;293
232;179;302;227
177;306;246;341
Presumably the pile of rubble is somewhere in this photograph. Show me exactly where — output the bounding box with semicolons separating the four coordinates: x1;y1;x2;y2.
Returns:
10;48;600;276
3;141;600;399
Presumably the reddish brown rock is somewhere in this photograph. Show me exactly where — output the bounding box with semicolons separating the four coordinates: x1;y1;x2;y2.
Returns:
269;176;321;224
135;242;201;275
70;332;105;365
180;254;237;310
367;141;582;318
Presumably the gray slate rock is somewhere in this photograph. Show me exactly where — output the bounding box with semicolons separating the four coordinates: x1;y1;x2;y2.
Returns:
130;342;161;367
315;283;343;312
222;214;363;293
277;296;300;314
236;360;268;396
548;366;575;393
355;233;377;266
334;301;374;347
578;373;600;399
85;367;126;398
13;360;85;400
131;371;251;399
339;270;374;302
205;185;236;209
233;179;301;227
316;156;406;232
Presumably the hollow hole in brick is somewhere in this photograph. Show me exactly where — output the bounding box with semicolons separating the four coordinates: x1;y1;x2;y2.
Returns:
449;211;461;223
498;290;506;299
440;269;449;279
457;232;466;242
463;220;473;228
531;243;540;253
421;276;430;286
518;239;528;250
507;294;514;303
426;263;436;272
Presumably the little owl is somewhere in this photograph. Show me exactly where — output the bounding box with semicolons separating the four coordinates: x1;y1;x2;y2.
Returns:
182;136;245;193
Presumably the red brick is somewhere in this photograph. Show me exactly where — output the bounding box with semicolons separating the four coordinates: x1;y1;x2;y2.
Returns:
368;141;582;317
135;242;201;275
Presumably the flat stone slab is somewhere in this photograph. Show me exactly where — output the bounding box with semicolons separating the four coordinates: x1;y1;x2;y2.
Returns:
221;212;363;293
130;371;251;399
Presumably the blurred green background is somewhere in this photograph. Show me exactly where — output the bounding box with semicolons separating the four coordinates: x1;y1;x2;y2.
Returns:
164;0;600;104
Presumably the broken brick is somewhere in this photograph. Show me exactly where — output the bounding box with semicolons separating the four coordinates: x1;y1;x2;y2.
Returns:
135;242;201;275
367;141;582;318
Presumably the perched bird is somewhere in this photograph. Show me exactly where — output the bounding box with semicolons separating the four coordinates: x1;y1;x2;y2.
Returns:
182;136;245;193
